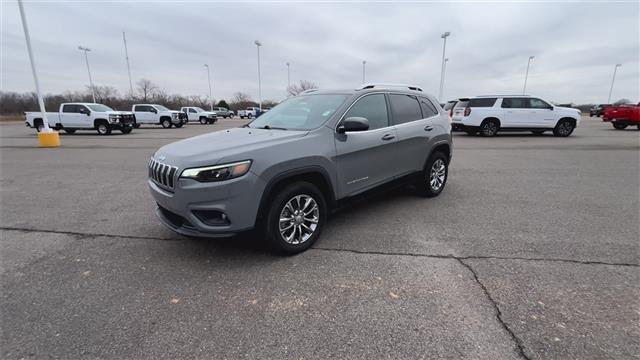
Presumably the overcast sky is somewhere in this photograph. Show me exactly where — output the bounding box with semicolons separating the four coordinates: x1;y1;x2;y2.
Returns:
1;1;638;104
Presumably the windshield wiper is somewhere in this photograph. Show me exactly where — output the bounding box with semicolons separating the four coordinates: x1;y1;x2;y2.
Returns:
257;125;287;130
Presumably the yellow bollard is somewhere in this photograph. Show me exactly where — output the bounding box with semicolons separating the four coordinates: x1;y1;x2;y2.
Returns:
37;131;61;147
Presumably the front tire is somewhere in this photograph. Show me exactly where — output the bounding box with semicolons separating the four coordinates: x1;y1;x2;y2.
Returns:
199;117;208;125
416;151;448;197
266;182;326;255
613;122;628;130
553;119;575;137
161;119;172;128
96;121;111;135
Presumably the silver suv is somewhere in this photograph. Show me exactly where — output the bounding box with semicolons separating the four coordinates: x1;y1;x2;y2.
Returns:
148;84;453;254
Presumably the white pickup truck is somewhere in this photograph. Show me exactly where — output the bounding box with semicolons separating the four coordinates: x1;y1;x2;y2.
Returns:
132;104;187;128
25;103;135;135
237;107;260;119
180;107;217;124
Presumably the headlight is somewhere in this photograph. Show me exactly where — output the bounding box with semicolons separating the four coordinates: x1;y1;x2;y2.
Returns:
180;160;252;182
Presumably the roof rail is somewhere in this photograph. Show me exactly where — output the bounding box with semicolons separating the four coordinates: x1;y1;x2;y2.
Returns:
300;89;319;94
357;83;423;92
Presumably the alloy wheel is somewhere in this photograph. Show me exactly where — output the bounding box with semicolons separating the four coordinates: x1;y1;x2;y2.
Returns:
429;159;446;191
279;194;319;245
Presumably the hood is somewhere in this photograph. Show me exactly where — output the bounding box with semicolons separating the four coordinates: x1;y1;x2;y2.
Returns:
556;106;580;113
154;127;308;167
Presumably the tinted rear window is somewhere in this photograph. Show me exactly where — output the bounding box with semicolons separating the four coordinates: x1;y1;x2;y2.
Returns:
454;100;469;108
468;98;497;107
389;94;423;125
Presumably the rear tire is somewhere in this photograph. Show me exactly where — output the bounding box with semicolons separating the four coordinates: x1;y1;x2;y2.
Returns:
199;117;208;125
613;122;628;130
96;121;111;135
161;118;172;128
34;120;44;132
479;119;499;137
265;181;326;255
416;151;448;197
553;119;575;137
64;129;76;134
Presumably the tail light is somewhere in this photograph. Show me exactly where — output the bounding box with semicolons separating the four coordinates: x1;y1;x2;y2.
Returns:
449;109;453;118
464;107;471;116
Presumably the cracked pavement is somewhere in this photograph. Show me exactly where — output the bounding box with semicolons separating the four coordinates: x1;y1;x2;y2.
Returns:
1;118;638;359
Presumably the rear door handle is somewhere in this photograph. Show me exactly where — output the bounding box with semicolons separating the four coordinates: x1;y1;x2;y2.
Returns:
381;134;395;141
424;126;434;131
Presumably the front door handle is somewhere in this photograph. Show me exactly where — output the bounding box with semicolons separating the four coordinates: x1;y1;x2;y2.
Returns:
424;126;434;131
381;134;395;141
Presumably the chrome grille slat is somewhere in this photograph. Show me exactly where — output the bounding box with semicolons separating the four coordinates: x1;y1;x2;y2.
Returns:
148;158;178;191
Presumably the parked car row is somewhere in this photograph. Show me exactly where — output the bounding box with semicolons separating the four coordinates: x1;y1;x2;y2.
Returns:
25;102;241;135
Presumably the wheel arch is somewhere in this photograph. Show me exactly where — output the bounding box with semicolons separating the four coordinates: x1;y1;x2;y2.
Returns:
481;116;501;127
557;116;577;127
93;118;108;127
255;166;336;225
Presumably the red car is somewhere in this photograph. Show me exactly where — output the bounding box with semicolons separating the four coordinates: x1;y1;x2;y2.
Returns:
602;103;640;130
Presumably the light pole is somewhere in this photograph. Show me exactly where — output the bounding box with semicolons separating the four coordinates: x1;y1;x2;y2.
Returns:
362;60;366;83
441;58;449;100
523;55;535;95
18;0;55;140
438;32;451;102
78;46;96;103
607;63;622;104
286;62;291;89
204;64;213;111
254;40;262;110
122;32;133;97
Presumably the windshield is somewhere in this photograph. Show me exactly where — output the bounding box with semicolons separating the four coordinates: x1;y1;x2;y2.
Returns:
87;104;113;112
193;107;206;112
248;94;348;130
155;105;170;111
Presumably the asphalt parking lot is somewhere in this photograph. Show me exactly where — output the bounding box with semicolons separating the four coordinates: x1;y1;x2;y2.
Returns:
1;117;638;359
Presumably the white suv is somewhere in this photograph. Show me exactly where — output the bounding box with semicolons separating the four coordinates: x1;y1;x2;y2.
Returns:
451;95;581;137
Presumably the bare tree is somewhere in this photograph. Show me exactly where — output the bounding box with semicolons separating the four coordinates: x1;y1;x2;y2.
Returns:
229;92;257;111
287;80;318;96
136;79;159;102
92;85;119;104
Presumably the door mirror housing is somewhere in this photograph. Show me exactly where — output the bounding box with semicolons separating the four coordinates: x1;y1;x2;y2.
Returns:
337;117;369;134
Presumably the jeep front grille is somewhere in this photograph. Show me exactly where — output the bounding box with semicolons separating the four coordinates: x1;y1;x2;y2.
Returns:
149;158;178;190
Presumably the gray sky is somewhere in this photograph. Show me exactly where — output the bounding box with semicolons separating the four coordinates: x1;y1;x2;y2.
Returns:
2;1;638;104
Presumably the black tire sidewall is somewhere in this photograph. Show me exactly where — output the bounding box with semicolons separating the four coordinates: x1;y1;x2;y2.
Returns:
266;181;327;254
553;120;574;137
417;151;448;197
480;120;498;137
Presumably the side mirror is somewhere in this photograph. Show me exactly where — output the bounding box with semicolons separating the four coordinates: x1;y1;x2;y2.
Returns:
337;117;369;134
151;108;158;114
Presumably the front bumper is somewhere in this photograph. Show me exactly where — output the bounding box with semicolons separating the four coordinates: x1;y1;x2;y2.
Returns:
148;171;267;237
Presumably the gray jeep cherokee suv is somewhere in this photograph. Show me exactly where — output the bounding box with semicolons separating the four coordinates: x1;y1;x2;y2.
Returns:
148;84;452;254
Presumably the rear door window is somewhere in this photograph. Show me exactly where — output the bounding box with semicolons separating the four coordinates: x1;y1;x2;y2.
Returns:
468;98;497;107
389;94;423;125
344;93;389;130
501;98;529;108
418;97;439;118
62;104;78;113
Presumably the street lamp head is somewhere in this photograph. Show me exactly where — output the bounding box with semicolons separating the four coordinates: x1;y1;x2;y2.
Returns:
204;64;209;68
441;31;451;38
254;40;262;46
286;62;290;66
615;63;622;67
529;55;535;60
363;60;366;65
445;58;449;62
78;46;91;52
